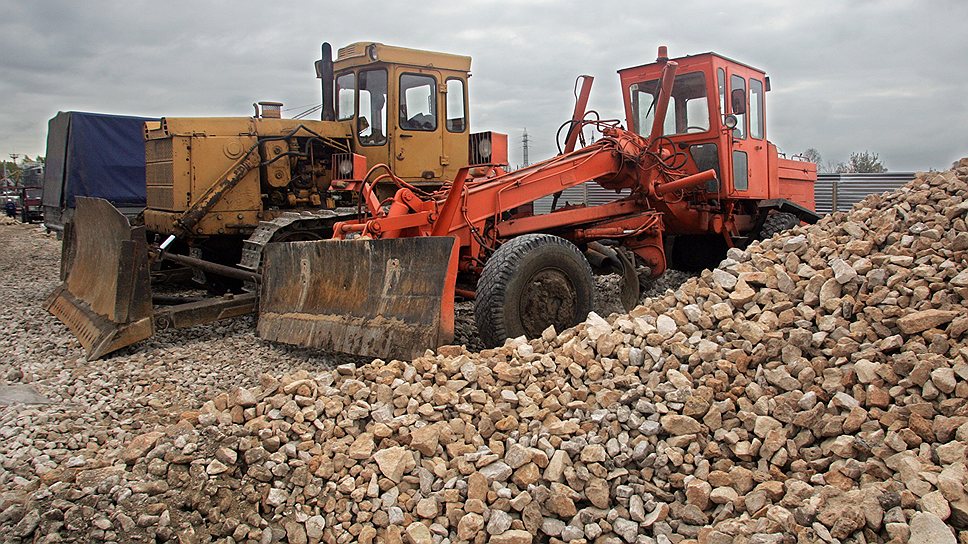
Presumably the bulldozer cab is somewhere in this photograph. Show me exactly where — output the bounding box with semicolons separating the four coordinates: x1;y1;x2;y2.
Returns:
619;50;772;199
332;42;472;189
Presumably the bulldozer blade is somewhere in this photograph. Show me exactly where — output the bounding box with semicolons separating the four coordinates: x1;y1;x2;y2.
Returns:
44;197;154;359
258;236;459;360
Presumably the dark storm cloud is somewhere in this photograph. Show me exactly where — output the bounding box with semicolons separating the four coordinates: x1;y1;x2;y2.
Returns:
2;0;966;171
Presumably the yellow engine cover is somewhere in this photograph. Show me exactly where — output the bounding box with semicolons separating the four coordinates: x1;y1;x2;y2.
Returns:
142;117;351;236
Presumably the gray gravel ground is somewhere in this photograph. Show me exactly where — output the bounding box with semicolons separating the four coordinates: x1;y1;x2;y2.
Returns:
0;223;696;496
0;223;344;494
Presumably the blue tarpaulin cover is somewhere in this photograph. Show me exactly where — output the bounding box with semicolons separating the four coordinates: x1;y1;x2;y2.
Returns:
43;111;157;209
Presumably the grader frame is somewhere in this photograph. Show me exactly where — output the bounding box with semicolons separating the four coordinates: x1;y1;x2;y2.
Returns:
257;47;820;359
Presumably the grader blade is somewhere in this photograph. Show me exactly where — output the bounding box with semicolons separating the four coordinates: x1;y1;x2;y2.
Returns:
258;237;458;360
44;197;153;359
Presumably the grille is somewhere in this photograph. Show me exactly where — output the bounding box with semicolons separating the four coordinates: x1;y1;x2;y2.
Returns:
146;162;173;187
147;186;175;210
146;138;173;163
337;43;364;60
145;137;175;210
469;132;491;165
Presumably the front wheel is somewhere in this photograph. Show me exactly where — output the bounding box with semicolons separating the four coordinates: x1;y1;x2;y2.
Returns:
757;212;800;240
474;234;594;348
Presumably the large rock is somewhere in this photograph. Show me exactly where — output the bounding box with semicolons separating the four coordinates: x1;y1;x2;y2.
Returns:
897;309;959;335
373;447;415;483
119;431;164;464
661;414;701;435
489;530;533;544
908;512;956;544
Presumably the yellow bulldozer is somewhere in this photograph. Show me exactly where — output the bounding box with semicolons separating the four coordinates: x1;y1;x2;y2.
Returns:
47;41;509;359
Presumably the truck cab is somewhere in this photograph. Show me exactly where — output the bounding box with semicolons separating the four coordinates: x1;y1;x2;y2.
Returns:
619;49;816;219
331;42;478;191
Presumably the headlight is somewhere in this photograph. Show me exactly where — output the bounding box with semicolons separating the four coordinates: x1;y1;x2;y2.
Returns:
477;138;492;160
724;114;738;130
367;44;378;61
338;158;354;176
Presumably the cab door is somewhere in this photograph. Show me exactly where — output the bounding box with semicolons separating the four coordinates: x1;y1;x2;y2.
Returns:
725;70;769;199
392;68;444;180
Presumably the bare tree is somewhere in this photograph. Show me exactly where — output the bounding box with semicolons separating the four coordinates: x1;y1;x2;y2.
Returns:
836;151;887;173
798;148;839;173
800;148;822;165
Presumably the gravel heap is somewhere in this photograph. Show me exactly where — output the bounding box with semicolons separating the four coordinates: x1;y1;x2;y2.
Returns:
4;160;968;544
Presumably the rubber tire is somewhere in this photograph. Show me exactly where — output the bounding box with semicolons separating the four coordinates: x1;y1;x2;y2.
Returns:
475;234;594;348
757;212;800;240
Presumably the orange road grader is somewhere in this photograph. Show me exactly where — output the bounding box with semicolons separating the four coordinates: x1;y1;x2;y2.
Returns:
47;43;818;361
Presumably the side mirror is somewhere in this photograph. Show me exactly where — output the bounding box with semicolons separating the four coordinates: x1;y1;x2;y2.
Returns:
731;88;747;115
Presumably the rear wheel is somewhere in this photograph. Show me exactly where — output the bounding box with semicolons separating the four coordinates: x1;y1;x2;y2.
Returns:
757;212;800;240
474;234;594;347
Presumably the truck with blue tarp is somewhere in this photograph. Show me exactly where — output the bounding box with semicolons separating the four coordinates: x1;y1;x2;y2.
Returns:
41;111;157;233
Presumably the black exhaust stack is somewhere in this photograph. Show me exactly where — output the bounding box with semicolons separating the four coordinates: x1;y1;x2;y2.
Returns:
316;42;336;121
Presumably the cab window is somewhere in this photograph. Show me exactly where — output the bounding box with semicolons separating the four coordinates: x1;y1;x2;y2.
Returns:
730;75;747;139
400;74;437;131
749;78;764;140
336;72;355;121
630;71;709;136
733;150;749;190
717;68;726;117
358;69;387;146
446;78;466;132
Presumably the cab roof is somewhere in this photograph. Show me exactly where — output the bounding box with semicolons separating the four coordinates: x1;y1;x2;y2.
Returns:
335;42;472;73
618;51;767;77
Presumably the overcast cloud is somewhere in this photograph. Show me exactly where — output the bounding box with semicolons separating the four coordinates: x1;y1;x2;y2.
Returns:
1;0;966;171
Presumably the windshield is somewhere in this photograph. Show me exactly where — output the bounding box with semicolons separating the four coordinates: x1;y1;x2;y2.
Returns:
630;71;710;136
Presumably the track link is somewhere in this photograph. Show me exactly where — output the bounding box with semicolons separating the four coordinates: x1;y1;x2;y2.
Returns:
238;208;358;272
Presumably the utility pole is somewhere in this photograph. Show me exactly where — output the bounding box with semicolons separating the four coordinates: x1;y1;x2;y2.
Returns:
8;154;19;188
522;128;530;167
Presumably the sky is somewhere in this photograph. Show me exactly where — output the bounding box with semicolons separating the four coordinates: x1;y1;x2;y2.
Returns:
1;0;967;172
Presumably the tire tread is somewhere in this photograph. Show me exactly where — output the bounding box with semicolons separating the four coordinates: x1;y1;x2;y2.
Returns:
474;234;592;347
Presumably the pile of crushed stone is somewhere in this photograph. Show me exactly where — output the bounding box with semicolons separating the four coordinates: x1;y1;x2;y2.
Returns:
3;160;968;544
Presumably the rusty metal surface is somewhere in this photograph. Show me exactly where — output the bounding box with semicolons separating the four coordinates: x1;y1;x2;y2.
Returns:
44;197;154;359
45;286;153;359
258;237;457;360
154;293;257;331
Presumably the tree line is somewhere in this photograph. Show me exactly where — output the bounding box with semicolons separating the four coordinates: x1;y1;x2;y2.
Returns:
798;149;887;174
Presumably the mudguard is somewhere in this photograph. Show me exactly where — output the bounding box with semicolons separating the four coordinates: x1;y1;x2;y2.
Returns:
257;236;459;360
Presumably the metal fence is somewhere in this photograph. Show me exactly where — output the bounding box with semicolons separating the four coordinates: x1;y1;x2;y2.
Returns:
815;172;914;214
533;185;629;214
533;172;915;215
